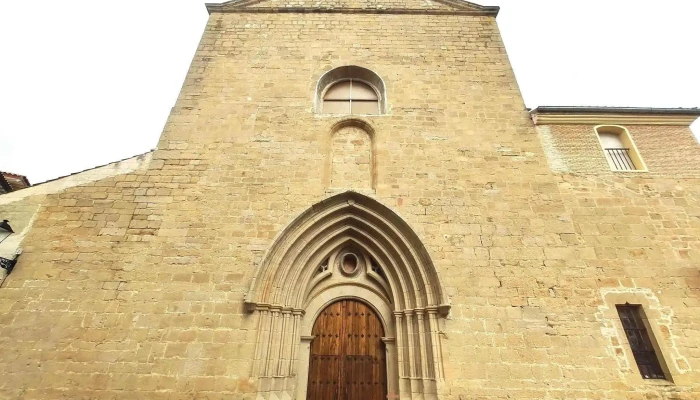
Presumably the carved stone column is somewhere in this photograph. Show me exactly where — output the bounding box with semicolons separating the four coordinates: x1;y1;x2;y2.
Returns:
296;335;315;400
382;337;398;398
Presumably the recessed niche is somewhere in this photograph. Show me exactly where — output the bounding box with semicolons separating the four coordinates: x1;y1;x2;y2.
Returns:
330;124;373;190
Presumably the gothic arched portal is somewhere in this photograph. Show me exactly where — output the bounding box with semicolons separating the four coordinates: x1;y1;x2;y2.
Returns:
245;191;450;400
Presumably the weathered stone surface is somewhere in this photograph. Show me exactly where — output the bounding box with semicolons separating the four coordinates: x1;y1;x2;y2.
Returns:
0;2;699;399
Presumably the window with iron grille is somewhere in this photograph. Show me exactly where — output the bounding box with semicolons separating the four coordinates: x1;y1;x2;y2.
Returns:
603;147;636;171
616;304;666;379
595;126;646;172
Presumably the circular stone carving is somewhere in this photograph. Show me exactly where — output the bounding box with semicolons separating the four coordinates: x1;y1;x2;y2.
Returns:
340;253;359;276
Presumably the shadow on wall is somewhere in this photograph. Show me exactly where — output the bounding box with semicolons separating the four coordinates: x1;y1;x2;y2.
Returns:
691;120;700;143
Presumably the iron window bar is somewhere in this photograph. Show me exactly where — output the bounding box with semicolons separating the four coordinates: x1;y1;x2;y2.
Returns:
605;148;637;171
616;305;666;379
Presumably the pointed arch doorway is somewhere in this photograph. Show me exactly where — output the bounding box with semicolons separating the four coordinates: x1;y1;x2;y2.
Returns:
307;299;387;400
246;192;451;400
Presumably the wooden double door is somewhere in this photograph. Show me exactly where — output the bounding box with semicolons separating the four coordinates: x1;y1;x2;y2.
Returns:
307;299;387;400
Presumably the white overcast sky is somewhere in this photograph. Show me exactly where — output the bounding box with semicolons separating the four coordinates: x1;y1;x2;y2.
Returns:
1;1;698;184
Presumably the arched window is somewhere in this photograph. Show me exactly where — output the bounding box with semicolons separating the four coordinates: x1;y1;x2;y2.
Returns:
316;66;386;115
323;79;380;115
595;125;647;171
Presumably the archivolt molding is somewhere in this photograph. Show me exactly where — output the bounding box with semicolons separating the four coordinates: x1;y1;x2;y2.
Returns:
247;191;451;399
245;191;450;314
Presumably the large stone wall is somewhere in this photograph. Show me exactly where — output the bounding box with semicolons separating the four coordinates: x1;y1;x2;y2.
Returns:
0;3;698;399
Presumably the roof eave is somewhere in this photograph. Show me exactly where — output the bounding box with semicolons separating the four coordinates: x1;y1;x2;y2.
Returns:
530;106;700;126
532;106;700;116
0;175;11;193
206;3;223;14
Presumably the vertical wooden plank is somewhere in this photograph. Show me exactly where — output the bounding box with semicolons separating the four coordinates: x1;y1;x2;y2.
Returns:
353;303;366;399
346;299;353;400
335;301;343;400
336;301;343;400
365;303;372;400
344;301;348;400
363;303;369;400
365;309;379;399
345;300;351;400
353;300;359;400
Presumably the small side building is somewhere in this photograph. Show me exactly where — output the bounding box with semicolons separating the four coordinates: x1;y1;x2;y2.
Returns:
530;106;700;175
0;172;31;194
0;153;153;284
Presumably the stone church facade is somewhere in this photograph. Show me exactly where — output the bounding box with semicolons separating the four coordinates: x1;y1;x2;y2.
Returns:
1;1;699;399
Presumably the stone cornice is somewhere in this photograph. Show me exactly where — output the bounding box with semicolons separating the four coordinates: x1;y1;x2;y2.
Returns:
531;107;700;127
206;7;498;15
206;0;499;16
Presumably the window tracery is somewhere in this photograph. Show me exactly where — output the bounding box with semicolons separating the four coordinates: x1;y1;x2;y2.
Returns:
323;79;380;115
318;258;329;274
370;257;387;282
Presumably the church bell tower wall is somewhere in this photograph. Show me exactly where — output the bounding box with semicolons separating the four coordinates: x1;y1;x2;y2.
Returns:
0;1;699;399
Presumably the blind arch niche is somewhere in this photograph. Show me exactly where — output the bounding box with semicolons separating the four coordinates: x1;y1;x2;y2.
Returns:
316;66;387;115
327;119;376;191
